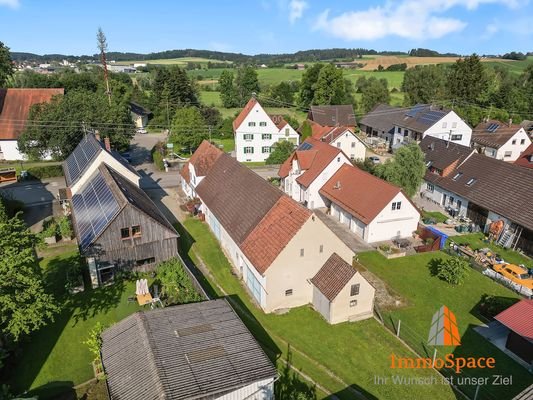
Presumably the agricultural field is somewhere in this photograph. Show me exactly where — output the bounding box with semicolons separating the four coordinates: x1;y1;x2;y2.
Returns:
115;57;232;65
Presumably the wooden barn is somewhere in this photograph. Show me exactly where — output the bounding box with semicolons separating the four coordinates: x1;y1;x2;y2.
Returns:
70;164;179;287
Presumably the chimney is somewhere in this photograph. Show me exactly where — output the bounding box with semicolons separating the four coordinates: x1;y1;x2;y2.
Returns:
104;137;111;151
94;130;100;142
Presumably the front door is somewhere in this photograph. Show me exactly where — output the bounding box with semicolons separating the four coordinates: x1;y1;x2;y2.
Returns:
442;194;447;206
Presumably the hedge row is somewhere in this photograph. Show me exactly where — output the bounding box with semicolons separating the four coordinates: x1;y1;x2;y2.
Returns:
26;165;64;179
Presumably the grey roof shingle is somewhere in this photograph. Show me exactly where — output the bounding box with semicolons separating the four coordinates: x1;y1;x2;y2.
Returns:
359;103;404;134
101;299;277;400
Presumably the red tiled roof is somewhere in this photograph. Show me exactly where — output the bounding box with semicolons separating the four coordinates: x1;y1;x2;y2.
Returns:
188;140;223;177
308;120;332;139
514;143;533;169
310;253;356;301
295;138;344;188
241;197;311;275
269;114;288;130
180;162;190;184
278;153;293;178
494;299;533;340
0;88;64;140
233;97;258;131
319;164;403;224
295;150;317;170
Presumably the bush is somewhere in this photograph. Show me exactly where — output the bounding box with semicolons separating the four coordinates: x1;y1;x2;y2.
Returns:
0;192;24;218
41;218;58;238
26;165;64;179
151;142;165;171
432;257;469;285
156;258;202;305
57;215;73;238
84;322;104;364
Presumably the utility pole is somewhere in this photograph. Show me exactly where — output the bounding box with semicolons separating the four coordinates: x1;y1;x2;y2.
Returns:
97;27;112;106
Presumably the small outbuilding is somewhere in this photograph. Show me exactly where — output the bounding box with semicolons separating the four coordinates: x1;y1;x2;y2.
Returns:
311;253;375;324
494;299;533;364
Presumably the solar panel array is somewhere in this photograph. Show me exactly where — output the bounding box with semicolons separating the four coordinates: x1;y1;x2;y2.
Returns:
298;142;314;151
486;123;500;133
406;104;426;118
64;134;102;185
71;171;120;249
418;110;446;126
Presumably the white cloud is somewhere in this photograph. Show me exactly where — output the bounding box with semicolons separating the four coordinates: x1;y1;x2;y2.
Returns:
314;0;526;41
289;0;308;23
0;0;20;8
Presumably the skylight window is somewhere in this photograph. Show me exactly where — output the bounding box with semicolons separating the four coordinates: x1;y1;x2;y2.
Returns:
426;161;433;167
452;172;463;181
466;178;477;186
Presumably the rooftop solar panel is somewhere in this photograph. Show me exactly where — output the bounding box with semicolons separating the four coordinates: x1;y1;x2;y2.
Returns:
406;104;426;118
418;110;446;126
298;142;314;150
71;171;120;250
64;134;103;186
486;123;500;133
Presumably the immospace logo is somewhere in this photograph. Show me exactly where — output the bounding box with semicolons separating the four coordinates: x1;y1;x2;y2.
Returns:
390;306;496;373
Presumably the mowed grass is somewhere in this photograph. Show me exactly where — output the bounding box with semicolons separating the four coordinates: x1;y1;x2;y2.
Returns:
179;218;456;400
116;57;232;65
211;137;235;153
199;90;222;106
8;247;145;398
345;70;405;89
357;250;532;400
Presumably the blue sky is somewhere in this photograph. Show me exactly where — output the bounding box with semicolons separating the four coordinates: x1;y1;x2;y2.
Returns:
0;0;531;55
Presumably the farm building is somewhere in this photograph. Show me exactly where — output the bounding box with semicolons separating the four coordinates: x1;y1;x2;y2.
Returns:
493;299;533;364
0;88;64;160
101;299;277;399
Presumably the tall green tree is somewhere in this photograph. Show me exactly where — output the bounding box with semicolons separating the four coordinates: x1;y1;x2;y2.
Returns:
298;63;323;108
447;54;489;104
152;66;198;118
219;70;238;108
170;107;208;151
312;64;347;105
0;212;59;340
376;143;426;197
402;65;447;105
0;41;13;87
18;89;134;159
234;66;260;106
361;77;390;112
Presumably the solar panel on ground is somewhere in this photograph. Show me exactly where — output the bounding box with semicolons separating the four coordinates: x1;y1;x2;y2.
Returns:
406;104;426;118
298;142;314;150
71;171;120;249
64;134;102;185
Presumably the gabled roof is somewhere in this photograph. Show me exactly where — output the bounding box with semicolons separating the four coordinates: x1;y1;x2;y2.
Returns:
313;126;362;145
269;114;288;130
63;133;138;187
514;143;533;169
420;136;474;172
188;140;223;177
494;299;533;340
240;197;311;275
359;103;404;134
422;137;533;231
278;138;345;187
472;120;527;149
196;153;283;245
71;164;176;250
101;299;277;400
0;88;64;140
319;164;404;225
308;105;356;127
310;253;356;301
232;97;258;131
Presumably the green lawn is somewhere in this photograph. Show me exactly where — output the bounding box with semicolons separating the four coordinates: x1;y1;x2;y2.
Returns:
345;70;405;90
179;218;456;400
0;160;62;175
8;248;145;398
199;90;222;107
422;210;449;224
450;233;531;266
211;137;235;153
358;250;532;400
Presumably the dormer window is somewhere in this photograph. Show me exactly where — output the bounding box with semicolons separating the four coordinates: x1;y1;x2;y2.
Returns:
466;178;476;186
452;172;463;181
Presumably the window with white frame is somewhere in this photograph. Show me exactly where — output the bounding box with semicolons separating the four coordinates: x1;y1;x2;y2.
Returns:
259;122;267;127
300;248;304;257
442;122;447;129
392;201;402;210
319;244;323;253
426;182;434;192
244;134;253;140
350;284;360;296
285;128;290;136
285;289;293;296
262;133;272;140
521;139;526;145
512;139;517;145
244;147;254;154
262;146;271;153
337;142;341;148
504;151;512;157
248;122;256;127
350;299;357;307
452;122;457;128
451;134;462;141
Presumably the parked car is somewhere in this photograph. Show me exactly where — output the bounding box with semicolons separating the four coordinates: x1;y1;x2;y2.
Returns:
492;263;533;289
368;156;381;164
136;128;147;134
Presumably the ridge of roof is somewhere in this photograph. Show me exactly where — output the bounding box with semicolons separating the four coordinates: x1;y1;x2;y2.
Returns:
233;97;258;131
295;138;344;187
310;253;356;301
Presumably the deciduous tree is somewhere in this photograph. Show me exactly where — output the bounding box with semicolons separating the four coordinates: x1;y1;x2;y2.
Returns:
234;66;260;106
402;65;446;105
219;70;238;108
361;77;390;112
170;106;208;151
0;41;13;87
298;63;323;108
266;140;295;165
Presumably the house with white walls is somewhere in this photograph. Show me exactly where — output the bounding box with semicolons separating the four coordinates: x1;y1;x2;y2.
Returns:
359;103;472;149
278;137;352;209
179;140;223;198
319;164;420;243
194;145;375;323
0;88;64;160
472;119;531;162
310;123;366;161
233;97;299;162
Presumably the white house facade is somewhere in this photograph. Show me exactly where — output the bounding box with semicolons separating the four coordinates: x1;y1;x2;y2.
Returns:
472;121;531;162
233;97;299;162
312;126;366;161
